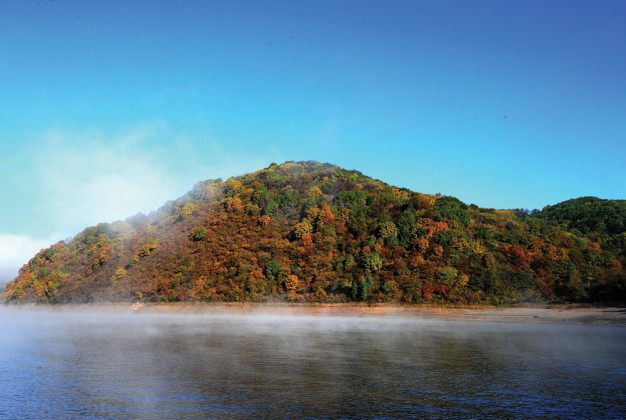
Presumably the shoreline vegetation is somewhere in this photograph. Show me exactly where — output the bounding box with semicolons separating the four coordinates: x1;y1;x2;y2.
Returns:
3;302;625;326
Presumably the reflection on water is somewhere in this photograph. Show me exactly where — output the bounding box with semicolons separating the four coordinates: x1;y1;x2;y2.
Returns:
1;308;625;419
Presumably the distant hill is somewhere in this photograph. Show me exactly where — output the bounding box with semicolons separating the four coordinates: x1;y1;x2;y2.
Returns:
3;161;625;304
531;197;626;258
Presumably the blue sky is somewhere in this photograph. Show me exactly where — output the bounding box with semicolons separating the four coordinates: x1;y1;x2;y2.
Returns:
1;0;625;283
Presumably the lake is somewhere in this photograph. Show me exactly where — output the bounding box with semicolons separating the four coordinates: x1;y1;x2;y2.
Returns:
1;306;624;419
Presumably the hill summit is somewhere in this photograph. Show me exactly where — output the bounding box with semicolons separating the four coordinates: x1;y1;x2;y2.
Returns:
3;161;625;304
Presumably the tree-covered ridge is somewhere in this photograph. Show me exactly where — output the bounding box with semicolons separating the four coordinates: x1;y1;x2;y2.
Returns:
3;161;625;304
531;197;626;258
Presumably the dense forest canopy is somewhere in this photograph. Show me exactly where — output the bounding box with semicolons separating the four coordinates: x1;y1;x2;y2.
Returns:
532;197;626;258
3;161;625;304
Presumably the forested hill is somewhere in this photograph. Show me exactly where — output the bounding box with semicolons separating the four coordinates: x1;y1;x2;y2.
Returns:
532;197;626;258
3;161;625;304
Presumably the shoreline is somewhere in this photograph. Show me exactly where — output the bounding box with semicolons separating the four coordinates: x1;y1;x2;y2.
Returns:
3;302;625;326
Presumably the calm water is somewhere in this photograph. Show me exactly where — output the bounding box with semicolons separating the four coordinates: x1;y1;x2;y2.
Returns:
0;307;624;419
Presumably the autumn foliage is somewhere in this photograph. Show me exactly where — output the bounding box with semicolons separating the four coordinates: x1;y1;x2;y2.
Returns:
3;161;625;304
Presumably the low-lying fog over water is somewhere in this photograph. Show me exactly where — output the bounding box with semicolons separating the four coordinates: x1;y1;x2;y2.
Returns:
1;307;624;419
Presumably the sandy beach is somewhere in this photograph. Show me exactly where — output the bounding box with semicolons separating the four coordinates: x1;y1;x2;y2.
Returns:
117;303;626;326
4;302;625;326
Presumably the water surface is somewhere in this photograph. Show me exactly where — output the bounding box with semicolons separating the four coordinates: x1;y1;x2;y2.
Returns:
1;307;624;419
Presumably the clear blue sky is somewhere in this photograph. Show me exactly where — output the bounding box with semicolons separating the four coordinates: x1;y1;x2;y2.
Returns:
1;0;625;283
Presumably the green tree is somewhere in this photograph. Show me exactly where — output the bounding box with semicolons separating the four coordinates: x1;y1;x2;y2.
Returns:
378;221;398;244
362;253;383;272
360;275;374;300
397;207;416;248
190;227;207;241
264;259;281;283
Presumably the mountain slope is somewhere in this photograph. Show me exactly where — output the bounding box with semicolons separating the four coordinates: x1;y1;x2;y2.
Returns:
3;161;625;304
531;196;626;258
